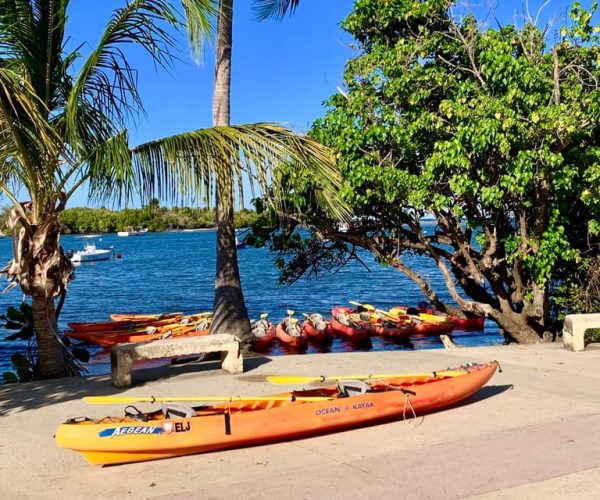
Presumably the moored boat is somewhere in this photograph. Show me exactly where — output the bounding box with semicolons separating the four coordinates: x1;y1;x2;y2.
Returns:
69;244;113;263
55;361;499;465
117;226;148;237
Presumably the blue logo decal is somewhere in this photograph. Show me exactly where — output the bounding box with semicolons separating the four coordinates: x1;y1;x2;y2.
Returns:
99;426;164;438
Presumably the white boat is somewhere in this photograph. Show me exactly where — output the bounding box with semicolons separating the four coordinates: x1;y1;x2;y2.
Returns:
69;244;113;263
117;226;149;237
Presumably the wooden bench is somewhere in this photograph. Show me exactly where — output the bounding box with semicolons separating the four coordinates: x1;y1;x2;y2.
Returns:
110;333;243;388
562;313;600;352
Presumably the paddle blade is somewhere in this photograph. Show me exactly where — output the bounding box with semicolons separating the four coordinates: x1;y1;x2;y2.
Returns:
286;309;295;316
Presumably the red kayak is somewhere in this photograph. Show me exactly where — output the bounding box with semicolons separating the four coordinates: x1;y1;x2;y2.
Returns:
412;321;454;336
448;315;485;330
276;318;309;347
251;317;277;348
368;321;415;338
414;303;484;331
302;314;334;343
330;307;371;341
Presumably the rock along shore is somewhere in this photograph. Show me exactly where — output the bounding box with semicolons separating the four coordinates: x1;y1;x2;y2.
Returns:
1;342;599;500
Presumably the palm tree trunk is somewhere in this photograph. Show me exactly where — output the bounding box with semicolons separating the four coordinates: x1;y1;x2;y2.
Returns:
213;0;233;126
210;0;252;342
32;294;66;378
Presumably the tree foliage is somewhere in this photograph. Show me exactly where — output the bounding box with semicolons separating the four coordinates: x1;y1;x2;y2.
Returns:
52;204;260;234
251;0;600;343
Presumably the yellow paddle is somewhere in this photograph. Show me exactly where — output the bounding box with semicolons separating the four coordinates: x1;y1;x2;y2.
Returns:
83;395;334;404
266;369;466;385
349;301;408;324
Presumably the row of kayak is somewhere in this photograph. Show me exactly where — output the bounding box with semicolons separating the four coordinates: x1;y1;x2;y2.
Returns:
65;302;485;349
252;303;485;347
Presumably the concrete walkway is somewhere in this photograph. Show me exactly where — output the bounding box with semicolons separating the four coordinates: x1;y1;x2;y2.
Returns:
1;342;599;499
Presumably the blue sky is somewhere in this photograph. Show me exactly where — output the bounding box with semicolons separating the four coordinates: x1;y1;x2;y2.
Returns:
64;0;585;208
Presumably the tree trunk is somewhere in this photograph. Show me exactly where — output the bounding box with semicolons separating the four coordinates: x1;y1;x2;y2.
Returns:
213;0;233;126
32;293;66;378
210;0;252;342
488;307;543;344
4;203;73;378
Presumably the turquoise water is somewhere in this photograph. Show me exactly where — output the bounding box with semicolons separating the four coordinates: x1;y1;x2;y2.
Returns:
0;229;502;375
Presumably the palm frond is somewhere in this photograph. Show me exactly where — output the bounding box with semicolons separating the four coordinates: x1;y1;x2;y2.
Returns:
180;0;217;62
65;0;183;147
253;0;301;21
0;66;60;173
130;123;352;222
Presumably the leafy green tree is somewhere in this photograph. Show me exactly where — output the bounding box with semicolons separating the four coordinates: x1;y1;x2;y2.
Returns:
253;0;600;343
0;0;346;378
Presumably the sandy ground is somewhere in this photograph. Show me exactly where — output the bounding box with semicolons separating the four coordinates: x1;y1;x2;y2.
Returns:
1;342;599;500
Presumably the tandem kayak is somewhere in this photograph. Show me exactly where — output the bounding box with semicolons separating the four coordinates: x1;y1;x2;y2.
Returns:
68;312;211;333
275;318;309;347
329;317;370;341
66;318;212;347
302;314;334;343
251;317;277;349
55;361;499;465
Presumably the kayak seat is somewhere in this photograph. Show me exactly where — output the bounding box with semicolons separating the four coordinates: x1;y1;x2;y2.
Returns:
162;403;196;419
337;380;370;398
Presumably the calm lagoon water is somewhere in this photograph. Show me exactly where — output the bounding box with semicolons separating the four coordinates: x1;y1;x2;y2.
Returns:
0;228;503;375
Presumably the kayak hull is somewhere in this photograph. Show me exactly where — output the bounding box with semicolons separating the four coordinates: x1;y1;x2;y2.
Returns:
275;322;309;347
68;313;210;333
66;323;211;347
302;320;334;343
329;317;370;341
55;362;499;466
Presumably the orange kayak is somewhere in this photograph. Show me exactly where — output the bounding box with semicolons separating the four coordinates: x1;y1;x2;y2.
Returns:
55;361;499;465
66;318;212;347
68;312;211;333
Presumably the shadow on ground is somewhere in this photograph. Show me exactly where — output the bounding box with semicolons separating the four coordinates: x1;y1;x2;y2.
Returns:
0;355;272;416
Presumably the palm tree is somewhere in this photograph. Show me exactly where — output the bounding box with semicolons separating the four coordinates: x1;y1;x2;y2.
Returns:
0;0;346;378
0;0;211;378
210;0;251;340
207;0;305;341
